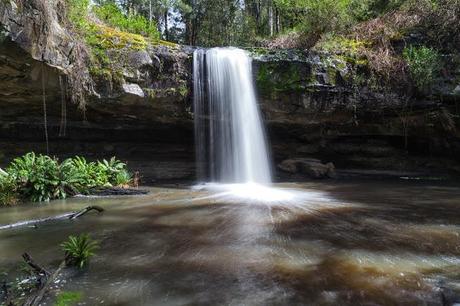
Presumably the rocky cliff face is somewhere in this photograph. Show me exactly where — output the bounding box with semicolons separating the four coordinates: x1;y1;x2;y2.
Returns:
251;50;460;178
0;0;196;182
1;0;459;182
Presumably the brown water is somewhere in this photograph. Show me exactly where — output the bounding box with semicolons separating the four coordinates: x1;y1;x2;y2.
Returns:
1;180;460;305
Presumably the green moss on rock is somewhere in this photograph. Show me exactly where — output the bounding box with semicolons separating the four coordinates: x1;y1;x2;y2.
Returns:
89;24;147;51
178;85;189;97
256;62;309;95
151;39;179;48
145;85;188;100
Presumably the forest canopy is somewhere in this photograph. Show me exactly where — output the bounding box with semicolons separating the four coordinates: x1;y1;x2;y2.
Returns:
82;0;459;49
64;0;459;95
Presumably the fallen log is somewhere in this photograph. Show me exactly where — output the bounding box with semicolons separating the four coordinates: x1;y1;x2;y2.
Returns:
22;253;51;278
0;206;104;230
69;205;104;220
22;256;66;306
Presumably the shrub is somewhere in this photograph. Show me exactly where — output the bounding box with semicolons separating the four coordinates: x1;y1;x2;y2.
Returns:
0;153;132;204
292;0;354;47
61;156;131;193
404;0;460;50
97;157;131;186
67;0;91;30
403;45;441;91
0;171;19;206
66;0;160;74
61;234;99;269
61;156;110;194
93;3;160;40
350;0;409;21
7;153;66;202
114;170;132;186
274;0;387;47
315;34;369;56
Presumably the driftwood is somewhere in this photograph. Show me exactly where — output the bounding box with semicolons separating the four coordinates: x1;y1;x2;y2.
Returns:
21;254;66;306
69;205;104;220
22;253;51;278
0;206;105;230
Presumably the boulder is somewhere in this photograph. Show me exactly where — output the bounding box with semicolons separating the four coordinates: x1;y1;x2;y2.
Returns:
278;158;336;179
300;161;336;179
128;50;153;69
122;83;145;98
278;158;302;173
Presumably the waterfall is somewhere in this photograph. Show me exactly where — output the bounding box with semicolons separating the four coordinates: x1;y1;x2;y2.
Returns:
193;48;272;184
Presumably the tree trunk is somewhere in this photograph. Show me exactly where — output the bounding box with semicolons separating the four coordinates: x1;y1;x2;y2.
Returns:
268;5;274;36
275;7;280;34
164;9;169;41
256;0;261;30
149;0;153;26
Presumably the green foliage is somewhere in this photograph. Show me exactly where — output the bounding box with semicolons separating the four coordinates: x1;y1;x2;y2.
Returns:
0;153;132;204
93;3;160;40
349;0;408;21
270;0;412;47
114;170;132;186
0;171;18;206
61;234;99;269
315;35;368;54
418;0;460;50
68;0;159;40
89;24;148;51
66;0;159;79
65;0;458;52
61;156;110;194
275;1;344;35
7;153;67;202
54;291;83;306
60;156;132;194
98;157;131;186
403;45;441;90
257;62;305;95
60;156;132;192
67;0;90;30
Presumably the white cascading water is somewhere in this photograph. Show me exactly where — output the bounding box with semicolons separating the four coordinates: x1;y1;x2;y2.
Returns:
193;47;299;202
192;48;344;206
194;47;272;184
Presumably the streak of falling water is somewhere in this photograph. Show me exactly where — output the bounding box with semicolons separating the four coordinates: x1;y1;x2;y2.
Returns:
194;47;272;184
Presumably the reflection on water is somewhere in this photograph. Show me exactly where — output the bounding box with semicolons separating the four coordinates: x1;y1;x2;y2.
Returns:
1;180;460;305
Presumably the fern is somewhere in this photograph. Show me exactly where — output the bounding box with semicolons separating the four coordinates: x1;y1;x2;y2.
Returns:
61;234;99;269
